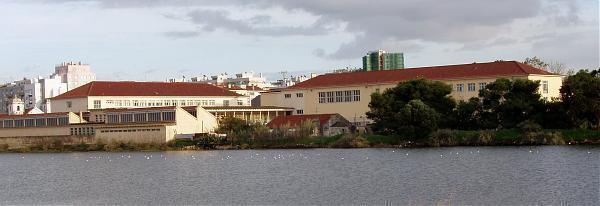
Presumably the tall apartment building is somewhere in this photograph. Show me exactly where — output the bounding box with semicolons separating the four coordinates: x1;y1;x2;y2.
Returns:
362;50;404;71
0;61;95;114
52;61;96;90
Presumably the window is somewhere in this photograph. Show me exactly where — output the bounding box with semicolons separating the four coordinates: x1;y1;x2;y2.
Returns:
327;92;334;103
35;118;46;127
66;101;72;108
14;120;24;127
134;113;147;122
335;91;343;102
3;120;13;128
25;119;35;127
58;117;69;125
456;84;464;92
344;91;352;102
121;114;133;123
296;93;303;98
209;100;215;106
479;82;487;90
468;83;476;92
201;100;208;106
107;114;119;123
296;110;304;114
318;92;326;103
162;111;175;121
542;81;548;94
223;100;230;106
284;94;292;98
93;100;101;109
47;118;58;126
237;100;244;106
375;88;381;93
352;90;360;101
148;112;161;122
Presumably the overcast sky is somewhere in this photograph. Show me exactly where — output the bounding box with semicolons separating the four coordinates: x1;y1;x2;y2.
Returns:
0;0;598;82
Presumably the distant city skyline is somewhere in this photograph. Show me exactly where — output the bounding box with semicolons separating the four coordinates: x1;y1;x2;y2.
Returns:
0;0;597;83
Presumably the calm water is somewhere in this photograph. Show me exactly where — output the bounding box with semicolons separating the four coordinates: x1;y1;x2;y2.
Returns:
0;146;598;205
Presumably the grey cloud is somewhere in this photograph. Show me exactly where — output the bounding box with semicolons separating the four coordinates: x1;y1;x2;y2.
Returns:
164;31;201;38
168;9;335;37
30;0;594;62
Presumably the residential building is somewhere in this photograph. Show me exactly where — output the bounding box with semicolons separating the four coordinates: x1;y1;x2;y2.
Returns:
261;61;563;125
189;71;274;89
225;85;266;106
271;73;318;88
266;113;351;136
51;61;96;90
362;50;405;71
0;61;94;114
48;81;250;113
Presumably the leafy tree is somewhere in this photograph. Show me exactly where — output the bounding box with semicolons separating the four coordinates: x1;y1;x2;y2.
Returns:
394;100;440;139
452;97;483;130
367;79;454;136
560;69;600;129
478;78;544;129
524;56;548;70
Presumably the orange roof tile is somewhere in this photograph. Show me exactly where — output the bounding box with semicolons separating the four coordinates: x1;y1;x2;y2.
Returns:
51;81;242;100
288;61;554;90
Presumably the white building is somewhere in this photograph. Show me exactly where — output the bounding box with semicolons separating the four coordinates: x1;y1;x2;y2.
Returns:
51;61;96;90
189;71;274;89
48;81;250;113
0;61;95;114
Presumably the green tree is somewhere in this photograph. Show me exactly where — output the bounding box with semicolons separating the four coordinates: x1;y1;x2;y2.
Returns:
524;56;548;70
560;69;600;129
452;97;483;130
479;78;544;128
395;100;440;139
367;79;453;136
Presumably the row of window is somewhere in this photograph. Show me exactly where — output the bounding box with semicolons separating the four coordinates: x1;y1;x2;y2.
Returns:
99;128;161;133
1;117;69;128
318;90;361;103
91;98;245;109
284;93;304;98
106;111;176;124
454;81;549;94
70;127;95;136
455;82;488;92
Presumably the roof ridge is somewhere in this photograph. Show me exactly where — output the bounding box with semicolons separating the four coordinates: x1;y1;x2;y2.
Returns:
513;61;529;74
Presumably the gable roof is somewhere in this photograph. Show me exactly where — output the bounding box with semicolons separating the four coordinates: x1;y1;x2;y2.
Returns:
267;114;338;128
287;61;554;90
51;81;242;100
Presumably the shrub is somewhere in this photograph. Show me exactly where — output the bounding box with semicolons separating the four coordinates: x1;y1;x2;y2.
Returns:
517;120;542;133
428;129;460;147
329;135;370;148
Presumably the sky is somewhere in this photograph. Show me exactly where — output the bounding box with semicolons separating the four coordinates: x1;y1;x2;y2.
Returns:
0;0;598;83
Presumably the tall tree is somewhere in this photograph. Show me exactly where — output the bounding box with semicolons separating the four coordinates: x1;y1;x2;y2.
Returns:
478;78;544;129
367;79;455;136
560;69;600;129
523;56;568;75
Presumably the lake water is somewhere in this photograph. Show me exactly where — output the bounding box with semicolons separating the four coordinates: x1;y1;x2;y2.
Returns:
0;146;598;205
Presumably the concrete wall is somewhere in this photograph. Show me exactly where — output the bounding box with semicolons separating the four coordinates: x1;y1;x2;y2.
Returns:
94;125;168;144
0;135;95;149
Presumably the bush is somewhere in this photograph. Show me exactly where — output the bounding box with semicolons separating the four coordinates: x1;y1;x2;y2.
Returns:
429;129;460;147
517;120;542;133
329;135;370;148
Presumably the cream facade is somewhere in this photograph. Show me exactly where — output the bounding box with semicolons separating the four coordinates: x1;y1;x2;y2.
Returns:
261;74;563;125
50;96;250;113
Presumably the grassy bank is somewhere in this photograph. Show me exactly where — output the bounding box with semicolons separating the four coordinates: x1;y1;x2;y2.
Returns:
1;129;597;153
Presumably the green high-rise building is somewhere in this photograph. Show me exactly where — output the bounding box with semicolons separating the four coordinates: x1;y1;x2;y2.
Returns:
362;50;404;71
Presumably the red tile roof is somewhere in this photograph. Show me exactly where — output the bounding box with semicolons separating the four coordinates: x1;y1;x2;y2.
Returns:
288;61;554;90
51;81;242;100
267;114;337;128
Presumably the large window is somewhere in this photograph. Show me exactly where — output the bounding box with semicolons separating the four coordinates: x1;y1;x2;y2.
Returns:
467;83;476;92
284;94;292;98
134;113;147;122
479;82;487;90
542;81;548;94
121;114;134;123
318;90;361;103
162;111;175;121
456;84;464;92
93;100;101;109
148;112;161;122
318;92;326;103
107;114;119;123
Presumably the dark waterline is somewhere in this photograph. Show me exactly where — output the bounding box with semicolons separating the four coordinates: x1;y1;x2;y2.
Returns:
0;146;598;205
